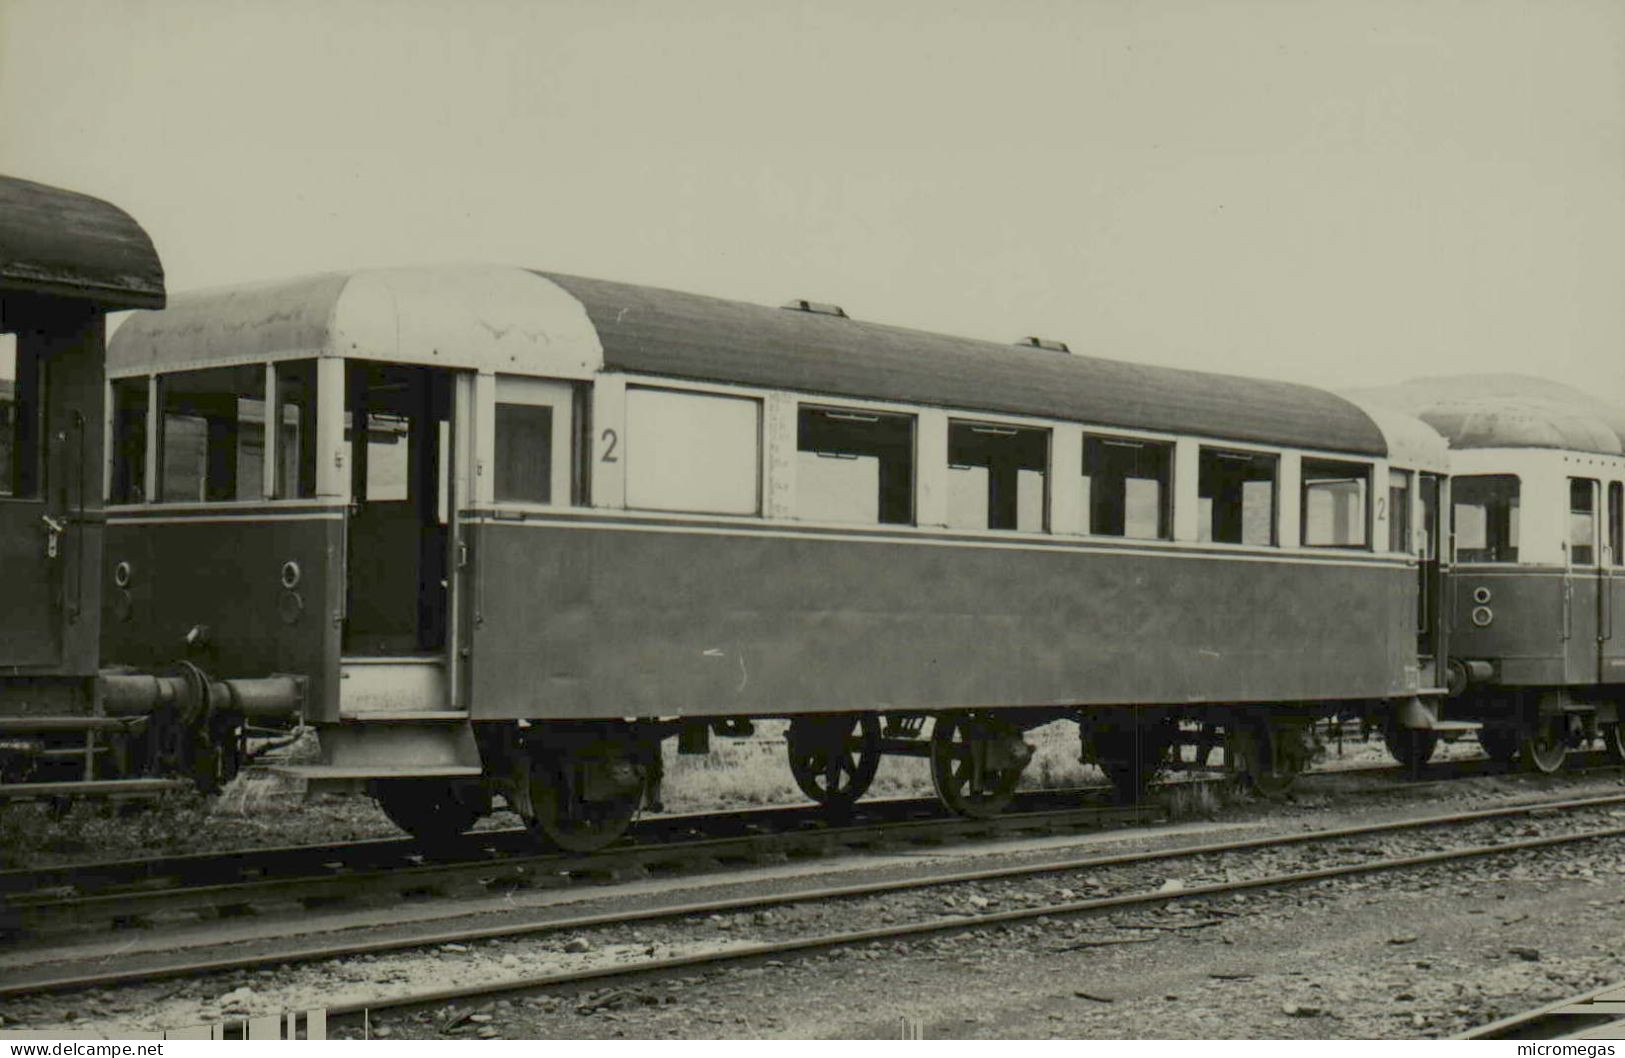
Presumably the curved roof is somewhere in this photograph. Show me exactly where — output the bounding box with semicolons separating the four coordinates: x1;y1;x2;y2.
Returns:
1350;375;1625;456
1341;395;1449;471
0;175;164;309
111;265;1386;456
537;272;1385;456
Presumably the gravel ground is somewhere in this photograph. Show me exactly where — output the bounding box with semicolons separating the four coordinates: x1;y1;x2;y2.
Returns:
5;766;1624;1039
0;723;1483;871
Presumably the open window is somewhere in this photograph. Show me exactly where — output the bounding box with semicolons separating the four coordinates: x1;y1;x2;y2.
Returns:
0;332;38;499
157;365;268;502
494;377;582;505
1387;469;1412;554
1301;458;1370;549
625;387;760;515
797;405;914;525
1569;478;1598;566
109;377;149;503
1610;482;1622;567
274;361;318;499
1081;434;1171;540
1198;447;1277;546
1453;474;1519;563
946;420;1047;532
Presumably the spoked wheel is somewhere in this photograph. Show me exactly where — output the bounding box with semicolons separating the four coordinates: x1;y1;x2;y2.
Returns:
1521;718;1567;775
1478;726;1519;766
373;779;483;847
1229;721;1301;798
1602;723;1625;763
525;754;643;853
786;715;882;810
1382;726;1439;776
929;713;1031;818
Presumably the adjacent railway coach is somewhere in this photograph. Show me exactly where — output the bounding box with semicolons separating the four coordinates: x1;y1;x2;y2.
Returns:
102;265;1455;847
1358;377;1625;772
0;174;166;795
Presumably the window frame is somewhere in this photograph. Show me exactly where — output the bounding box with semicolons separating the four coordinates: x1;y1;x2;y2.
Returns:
1197;444;1279;548
493;376;581;507
1568;476;1599;568
1080;432;1174;541
946;417;1050;534
1299;456;1372;551
796;402;917;527
0;331;42;501
623;384;763;517
1451;473;1521;565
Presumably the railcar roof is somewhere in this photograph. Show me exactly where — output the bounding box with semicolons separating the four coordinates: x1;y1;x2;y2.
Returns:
538;272;1386;456
1351;375;1625;456
0;175;164;309
110;265;1386;456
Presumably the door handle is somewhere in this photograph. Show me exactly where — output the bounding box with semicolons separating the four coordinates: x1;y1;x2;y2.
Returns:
40;514;65;559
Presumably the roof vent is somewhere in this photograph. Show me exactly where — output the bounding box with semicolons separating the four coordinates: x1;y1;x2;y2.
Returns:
1018;336;1070;354
781;299;848;318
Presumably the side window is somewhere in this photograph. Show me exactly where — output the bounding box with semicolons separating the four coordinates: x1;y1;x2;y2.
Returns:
1388;468;1412;554
1452;475;1520;563
797;405;914;526
1198;447;1277;546
1;332;39;499
494;377;579;505
1301;457;1370;548
110;377;149;503
625;387;760;515
158;365;267;502
1081;435;1171;540
274;361;318;499
946;420;1048;532
1610;482;1623;567
1569;477;1598;566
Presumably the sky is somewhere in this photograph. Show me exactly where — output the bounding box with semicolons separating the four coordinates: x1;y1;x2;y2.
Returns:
2;0;1623;401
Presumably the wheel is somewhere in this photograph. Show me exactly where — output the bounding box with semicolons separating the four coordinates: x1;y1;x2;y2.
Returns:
786;715;882;810
1089;721;1176;804
1602;723;1625;763
525;754;641;853
929;713;1030;818
1382;726;1439;774
1229;722;1300;798
1521;718;1567;775
374;779;482;846
1478;726;1519;765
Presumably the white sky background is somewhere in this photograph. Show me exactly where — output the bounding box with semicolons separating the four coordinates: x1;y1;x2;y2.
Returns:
2;0;1622;400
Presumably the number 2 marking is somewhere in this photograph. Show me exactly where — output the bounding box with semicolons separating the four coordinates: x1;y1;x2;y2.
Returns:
1376;497;1386;518
600;428;619;463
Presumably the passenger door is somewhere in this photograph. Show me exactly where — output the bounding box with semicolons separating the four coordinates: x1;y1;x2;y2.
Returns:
0;334;62;667
1564;477;1601;685
343;362;455;657
1604;482;1625;682
1417;472;1445;674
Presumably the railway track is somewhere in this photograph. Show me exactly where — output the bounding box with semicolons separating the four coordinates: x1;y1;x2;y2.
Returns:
8;785;1625;1012
2;751;1613;942
1458;981;1625;1040
1;791;1157;938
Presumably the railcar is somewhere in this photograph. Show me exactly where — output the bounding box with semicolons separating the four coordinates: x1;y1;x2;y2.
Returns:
0;174;166;796
101;265;1456;847
1360;377;1625;771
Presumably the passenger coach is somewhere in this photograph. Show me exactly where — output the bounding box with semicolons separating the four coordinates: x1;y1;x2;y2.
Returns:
103;266;1449;847
1360;378;1625;772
